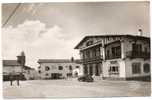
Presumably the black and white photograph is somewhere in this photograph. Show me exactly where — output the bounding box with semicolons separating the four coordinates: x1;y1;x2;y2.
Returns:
1;0;151;99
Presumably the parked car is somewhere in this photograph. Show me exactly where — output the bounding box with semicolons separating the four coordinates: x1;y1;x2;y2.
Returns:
78;74;94;82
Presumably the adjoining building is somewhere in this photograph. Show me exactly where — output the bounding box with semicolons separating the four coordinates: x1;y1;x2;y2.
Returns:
37;59;83;79
74;31;150;81
23;66;39;80
3;60;38;81
3;51;38;81
3;60;24;81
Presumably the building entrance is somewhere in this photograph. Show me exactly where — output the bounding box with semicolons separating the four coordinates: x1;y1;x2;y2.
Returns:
108;66;119;77
95;64;100;76
89;64;93;75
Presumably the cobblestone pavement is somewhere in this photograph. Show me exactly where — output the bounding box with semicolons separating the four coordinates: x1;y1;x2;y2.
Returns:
3;78;151;98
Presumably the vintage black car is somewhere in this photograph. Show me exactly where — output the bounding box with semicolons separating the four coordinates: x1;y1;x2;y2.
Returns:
78;74;94;82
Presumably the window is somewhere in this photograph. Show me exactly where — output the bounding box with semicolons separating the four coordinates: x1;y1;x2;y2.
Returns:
107;50;110;59
143;63;150;73
111;46;121;58
107;37;110;40
45;66;50;71
67;73;72;77
86;50;90;58
76;66;79;68
132;44;142;53
113;37;116;40
116;46;121;57
92;48;96;57
96;48;100;57
58;66;63;70
83;51;86;59
132;63;141;74
144;47;148;53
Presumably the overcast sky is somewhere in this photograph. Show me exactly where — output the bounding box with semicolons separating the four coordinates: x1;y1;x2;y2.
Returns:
2;2;150;69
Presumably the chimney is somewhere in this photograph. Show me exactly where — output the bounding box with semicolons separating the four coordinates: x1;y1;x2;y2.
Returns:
138;29;143;36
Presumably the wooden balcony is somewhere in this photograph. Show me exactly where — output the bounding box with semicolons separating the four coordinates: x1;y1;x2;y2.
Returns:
105;55;121;60
126;51;150;59
82;56;103;63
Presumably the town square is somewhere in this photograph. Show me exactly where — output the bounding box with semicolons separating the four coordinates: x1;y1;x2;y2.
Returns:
3;79;151;98
2;1;151;98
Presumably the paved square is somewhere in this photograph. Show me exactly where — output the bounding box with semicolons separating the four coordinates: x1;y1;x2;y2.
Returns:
3;79;151;98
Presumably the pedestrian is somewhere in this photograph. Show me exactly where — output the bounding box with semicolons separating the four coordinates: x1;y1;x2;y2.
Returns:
9;73;14;86
16;73;22;86
17;75;19;86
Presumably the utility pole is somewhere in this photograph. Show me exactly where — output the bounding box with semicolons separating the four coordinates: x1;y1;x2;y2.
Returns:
2;3;21;27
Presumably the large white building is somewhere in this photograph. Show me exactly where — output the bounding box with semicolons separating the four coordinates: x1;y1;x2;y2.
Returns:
75;32;150;81
37;59;83;79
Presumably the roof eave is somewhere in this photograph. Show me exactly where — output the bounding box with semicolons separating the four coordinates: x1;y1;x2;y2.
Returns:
74;35;150;49
74;36;88;49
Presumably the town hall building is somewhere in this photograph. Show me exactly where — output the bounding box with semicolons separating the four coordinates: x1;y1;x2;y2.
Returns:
74;31;150;81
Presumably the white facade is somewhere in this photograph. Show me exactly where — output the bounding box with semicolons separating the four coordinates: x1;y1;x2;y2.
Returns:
3;60;22;76
102;59;126;78
23;68;39;80
3;65;22;75
102;37;150;79
75;34;150;80
72;67;83;77
38;60;83;79
125;58;150;78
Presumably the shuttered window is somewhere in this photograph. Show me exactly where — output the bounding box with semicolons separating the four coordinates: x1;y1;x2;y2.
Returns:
143;63;150;73
132;63;141;74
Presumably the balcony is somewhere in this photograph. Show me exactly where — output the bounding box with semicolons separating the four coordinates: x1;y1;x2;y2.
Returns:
105;55;121;60
82;56;103;63
126;51;150;59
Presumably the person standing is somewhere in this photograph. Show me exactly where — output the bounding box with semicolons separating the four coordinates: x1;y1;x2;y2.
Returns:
9;73;14;86
16;74;20;86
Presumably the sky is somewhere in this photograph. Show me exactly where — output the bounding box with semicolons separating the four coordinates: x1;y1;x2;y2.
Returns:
2;2;150;69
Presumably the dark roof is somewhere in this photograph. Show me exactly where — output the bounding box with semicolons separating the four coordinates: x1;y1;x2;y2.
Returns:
37;59;82;64
74;34;150;49
3;60;21;66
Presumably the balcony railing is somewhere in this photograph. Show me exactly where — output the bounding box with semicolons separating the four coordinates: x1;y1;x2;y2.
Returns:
126;51;150;59
105;55;121;60
82;56;103;63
